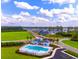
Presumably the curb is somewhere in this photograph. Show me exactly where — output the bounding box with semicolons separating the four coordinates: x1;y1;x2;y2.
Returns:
61;50;78;59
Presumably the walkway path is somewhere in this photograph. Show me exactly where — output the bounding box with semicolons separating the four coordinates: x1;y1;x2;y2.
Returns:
30;31;78;53
1;39;31;44
57;38;78;53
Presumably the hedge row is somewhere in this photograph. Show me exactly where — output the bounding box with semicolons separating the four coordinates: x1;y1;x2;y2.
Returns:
55;32;72;37
1;42;25;47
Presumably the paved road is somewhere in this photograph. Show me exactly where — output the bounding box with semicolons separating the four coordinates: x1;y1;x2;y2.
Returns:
57;38;78;53
51;48;65;59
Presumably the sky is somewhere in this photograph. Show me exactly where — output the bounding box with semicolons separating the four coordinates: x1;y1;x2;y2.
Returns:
1;0;78;27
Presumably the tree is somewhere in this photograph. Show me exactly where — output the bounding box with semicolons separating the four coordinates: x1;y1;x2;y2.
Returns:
71;31;78;41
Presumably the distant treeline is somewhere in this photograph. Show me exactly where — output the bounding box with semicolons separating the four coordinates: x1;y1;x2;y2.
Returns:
1;26;25;32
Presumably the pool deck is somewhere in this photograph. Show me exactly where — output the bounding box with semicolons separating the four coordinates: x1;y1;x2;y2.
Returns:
19;44;53;56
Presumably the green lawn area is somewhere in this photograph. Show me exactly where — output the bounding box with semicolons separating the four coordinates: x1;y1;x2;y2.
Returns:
62;40;78;48
1;47;40;59
64;50;78;57
1;31;34;41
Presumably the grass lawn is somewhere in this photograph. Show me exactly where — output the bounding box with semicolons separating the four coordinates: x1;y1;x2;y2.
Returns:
62;40;78;49
64;50;78;57
1;31;34;41
1;47;40;59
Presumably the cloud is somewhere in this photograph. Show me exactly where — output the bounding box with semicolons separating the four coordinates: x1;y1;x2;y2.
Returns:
1;0;78;27
62;4;75;14
39;4;77;23
1;11;53;26
42;0;76;4
40;4;75;17
1;12;78;27
14;1;39;9
1;2;78;27
1;16;8;23
61;20;78;27
12;11;31;19
38;4;78;27
20;11;30;16
1;15;17;26
40;8;53;17
1;0;11;3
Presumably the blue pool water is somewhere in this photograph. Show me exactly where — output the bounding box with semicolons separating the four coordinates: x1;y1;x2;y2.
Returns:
25;45;48;51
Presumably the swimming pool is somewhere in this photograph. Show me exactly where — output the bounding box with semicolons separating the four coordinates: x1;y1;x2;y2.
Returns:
19;44;53;56
25;45;48;51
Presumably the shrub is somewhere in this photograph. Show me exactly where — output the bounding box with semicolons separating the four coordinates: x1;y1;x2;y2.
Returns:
46;34;63;39
71;31;78;41
1;42;24;47
71;34;78;41
50;44;59;49
56;32;72;37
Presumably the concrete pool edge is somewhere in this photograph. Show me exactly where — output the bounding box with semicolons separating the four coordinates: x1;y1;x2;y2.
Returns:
19;44;53;56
